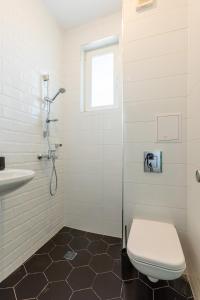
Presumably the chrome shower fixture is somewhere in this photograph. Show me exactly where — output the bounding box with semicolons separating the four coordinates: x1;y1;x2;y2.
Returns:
51;88;66;102
42;74;50;81
44;87;66;103
46;118;59;123
42;74;66;103
40;74;66;197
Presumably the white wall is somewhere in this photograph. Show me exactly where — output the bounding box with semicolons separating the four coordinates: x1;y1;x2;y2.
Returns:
187;0;200;298
122;0;188;241
63;13;122;237
0;0;65;282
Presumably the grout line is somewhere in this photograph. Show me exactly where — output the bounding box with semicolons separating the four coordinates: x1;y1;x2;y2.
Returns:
124;72;188;84
124;49;187;65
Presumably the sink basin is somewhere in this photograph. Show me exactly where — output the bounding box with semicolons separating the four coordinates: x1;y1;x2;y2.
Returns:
0;169;35;197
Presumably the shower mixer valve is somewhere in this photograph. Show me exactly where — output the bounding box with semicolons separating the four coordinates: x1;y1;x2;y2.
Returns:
37;144;62;160
37;152;54;160
37;150;57;160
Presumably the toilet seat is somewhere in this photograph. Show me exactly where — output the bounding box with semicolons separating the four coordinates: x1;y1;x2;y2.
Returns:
127;219;186;281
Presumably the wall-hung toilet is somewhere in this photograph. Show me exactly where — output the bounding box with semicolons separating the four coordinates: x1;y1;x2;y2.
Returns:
127;219;186;282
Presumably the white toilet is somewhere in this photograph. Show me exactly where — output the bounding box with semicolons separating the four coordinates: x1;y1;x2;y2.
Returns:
127;219;186;282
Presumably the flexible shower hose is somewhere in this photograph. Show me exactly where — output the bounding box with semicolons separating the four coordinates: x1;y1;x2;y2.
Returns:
46;99;58;197
50;156;58;196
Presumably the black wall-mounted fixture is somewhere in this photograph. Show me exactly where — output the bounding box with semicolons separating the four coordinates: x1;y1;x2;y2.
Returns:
0;157;5;171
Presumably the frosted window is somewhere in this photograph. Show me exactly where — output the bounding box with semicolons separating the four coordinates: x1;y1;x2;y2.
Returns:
91;53;114;107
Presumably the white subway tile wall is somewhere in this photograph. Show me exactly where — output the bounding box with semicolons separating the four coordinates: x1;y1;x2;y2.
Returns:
63;13;123;237
187;0;200;298
0;0;65;282
122;0;188;239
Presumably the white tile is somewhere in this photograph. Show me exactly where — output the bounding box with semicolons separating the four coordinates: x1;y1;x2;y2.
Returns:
124;29;188;63
123;0;187;24
124;97;187;122
124;75;187;102
124;122;156;143
124;6;187;42
124;162;186;187
124;182;186;209
122;0;188;276
124;52;187;82
187;1;200;296
0;0;64;282
63;13;122;239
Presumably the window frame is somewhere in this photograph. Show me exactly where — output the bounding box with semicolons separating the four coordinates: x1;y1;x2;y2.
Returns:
80;36;119;112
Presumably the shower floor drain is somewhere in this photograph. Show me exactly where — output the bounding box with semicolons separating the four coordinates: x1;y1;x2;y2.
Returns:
64;251;77;261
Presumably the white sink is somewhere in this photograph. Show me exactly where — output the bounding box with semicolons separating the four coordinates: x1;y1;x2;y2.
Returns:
0;169;35;197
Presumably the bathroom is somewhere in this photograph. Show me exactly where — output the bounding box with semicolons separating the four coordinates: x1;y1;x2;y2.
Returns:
0;0;199;299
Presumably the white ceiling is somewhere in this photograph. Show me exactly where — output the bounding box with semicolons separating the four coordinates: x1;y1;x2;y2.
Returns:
42;0;121;29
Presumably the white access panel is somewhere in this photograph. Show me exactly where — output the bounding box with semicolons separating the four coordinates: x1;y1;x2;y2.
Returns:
157;114;181;143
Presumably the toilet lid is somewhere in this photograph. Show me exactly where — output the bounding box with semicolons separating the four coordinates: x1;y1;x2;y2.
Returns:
127;219;186;271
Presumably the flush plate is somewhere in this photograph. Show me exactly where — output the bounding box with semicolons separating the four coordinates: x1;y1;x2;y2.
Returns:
144;151;162;173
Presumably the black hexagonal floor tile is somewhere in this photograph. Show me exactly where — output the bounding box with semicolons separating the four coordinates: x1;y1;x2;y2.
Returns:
0;228;194;300
90;254;113;273
108;244;121;259
86;232;102;241
139;273;168;289
68;266;96;290
15;273;47;300
45;261;72;281
102;235;122;245
0;265;26;288
70;236;90;250
93;272;122;299
70;289;99;300
154;287;186;300
88;240;108;255
169;275;193;298
70;228;86;237
38;282;72;300
113;259;138;281
70;250;92;267
24;254;51;273
0;288;16;300
52;232;72;245
36;240;55;254
50;245;71;261
122;279;153;300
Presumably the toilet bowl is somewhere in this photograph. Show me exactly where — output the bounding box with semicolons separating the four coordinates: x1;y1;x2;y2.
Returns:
127;219;186;282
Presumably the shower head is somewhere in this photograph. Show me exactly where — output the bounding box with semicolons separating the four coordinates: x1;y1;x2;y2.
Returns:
51;88;66;102
59;88;66;94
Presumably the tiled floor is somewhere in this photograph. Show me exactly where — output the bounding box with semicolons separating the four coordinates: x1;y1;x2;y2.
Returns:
0;227;194;300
